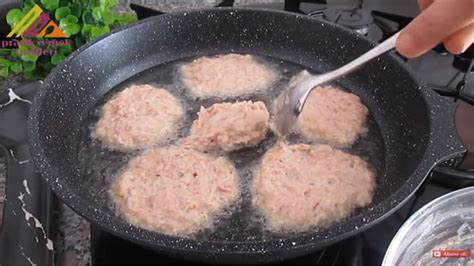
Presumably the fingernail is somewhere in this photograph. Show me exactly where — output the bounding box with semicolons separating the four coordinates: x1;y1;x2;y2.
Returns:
396;33;420;58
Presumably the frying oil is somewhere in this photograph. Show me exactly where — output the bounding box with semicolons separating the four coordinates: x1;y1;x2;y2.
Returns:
77;54;385;241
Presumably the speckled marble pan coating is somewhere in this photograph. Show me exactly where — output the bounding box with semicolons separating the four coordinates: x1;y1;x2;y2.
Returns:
26;8;465;264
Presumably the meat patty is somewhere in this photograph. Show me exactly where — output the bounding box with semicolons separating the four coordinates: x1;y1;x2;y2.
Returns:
281;71;369;146
183;101;270;152
295;84;369;147
93;84;184;150
252;143;375;231
180;54;276;98
112;146;239;236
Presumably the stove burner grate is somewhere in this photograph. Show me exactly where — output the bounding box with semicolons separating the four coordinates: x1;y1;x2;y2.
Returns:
307;7;388;42
322;7;373;34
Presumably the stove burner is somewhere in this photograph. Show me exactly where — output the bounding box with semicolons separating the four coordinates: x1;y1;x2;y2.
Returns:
322;8;373;34
308;8;385;42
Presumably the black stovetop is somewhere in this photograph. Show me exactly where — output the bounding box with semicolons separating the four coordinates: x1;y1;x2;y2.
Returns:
1;1;473;265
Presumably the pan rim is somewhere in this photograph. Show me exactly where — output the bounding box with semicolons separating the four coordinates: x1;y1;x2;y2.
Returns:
26;7;457;259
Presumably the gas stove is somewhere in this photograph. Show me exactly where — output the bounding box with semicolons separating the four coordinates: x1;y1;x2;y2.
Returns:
0;1;472;265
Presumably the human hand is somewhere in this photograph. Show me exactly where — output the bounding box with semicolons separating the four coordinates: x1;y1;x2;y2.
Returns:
396;0;474;58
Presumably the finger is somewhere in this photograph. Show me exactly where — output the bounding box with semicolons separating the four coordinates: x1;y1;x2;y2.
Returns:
444;24;474;54
396;0;474;58
417;0;434;11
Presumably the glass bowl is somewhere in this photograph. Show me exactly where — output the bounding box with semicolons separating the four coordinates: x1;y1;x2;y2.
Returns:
383;186;474;266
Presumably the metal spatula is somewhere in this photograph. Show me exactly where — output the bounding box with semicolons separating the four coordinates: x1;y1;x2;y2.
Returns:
273;31;401;137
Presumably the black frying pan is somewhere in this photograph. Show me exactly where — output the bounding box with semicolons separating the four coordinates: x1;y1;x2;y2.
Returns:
27;8;467;263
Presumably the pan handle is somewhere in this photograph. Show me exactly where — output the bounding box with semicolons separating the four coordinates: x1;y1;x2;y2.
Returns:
431;165;474;188
431;103;474;187
424;86;474;187
453;104;474;170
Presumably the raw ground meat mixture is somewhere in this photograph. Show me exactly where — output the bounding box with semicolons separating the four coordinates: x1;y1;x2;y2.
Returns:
93;84;184;150
295;85;369;147
180;54;276;98
252;143;375;232
182;101;270;152
112;146;239;236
